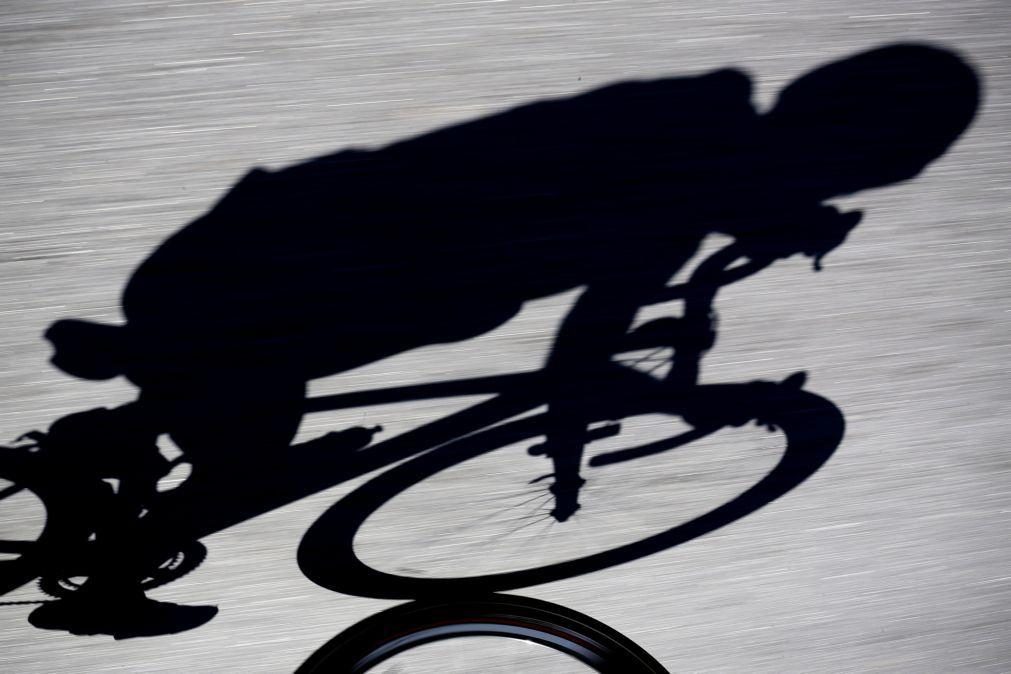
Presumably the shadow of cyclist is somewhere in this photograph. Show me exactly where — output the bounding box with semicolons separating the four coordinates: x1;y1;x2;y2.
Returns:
25;43;978;636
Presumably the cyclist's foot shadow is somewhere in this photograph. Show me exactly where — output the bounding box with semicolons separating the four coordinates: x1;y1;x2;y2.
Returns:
28;595;217;640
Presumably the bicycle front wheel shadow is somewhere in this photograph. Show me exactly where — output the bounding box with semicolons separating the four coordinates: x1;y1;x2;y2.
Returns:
296;593;667;673
298;379;844;599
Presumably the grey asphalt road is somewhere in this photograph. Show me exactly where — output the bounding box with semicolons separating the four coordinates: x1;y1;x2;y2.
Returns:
1;1;1009;671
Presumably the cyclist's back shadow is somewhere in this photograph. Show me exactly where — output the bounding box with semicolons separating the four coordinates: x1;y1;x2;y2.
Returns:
13;43;978;637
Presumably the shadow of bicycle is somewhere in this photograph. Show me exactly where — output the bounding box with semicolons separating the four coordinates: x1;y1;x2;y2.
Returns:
0;43;979;638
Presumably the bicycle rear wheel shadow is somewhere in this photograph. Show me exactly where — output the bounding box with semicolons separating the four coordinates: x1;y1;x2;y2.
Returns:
298;374;843;599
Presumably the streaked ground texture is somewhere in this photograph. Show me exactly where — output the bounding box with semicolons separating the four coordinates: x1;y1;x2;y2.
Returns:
1;1;1009;671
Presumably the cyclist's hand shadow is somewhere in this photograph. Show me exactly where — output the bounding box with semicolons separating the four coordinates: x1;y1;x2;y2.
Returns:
735;205;862;271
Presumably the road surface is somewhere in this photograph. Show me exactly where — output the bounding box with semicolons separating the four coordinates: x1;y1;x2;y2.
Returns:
1;0;1009;671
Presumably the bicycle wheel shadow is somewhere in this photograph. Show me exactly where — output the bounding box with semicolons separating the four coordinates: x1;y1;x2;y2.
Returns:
296;370;846;599
8;43;979;636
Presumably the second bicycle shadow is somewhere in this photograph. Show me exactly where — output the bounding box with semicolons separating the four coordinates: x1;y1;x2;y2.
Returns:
22;43;978;629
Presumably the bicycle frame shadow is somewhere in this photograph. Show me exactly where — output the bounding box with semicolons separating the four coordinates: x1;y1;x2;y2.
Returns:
4;367;840;637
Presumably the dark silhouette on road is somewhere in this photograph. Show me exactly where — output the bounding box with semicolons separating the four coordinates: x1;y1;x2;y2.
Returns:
0;43;978;638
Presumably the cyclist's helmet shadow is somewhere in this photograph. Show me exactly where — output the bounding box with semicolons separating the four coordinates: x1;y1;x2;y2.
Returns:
767;44;980;198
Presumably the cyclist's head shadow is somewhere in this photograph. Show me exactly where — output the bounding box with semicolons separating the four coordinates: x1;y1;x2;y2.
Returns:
762;43;980;201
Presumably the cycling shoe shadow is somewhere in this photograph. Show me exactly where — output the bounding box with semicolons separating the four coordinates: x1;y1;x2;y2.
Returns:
29;595;217;640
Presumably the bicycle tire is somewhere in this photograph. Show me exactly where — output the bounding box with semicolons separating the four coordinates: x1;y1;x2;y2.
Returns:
298;380;843;598
296;593;667;673
0;449;83;595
